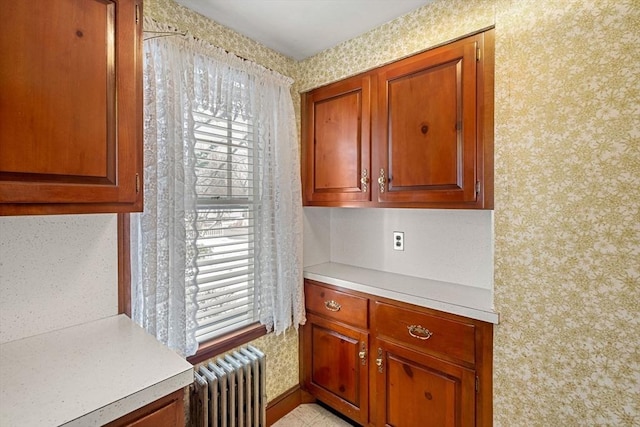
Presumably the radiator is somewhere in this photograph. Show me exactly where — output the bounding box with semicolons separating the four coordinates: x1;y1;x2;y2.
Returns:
191;345;267;427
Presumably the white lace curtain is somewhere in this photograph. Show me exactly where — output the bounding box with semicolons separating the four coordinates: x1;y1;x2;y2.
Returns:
130;19;304;357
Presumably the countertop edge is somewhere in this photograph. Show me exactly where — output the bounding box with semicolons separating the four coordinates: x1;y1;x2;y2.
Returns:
64;369;193;426
304;263;500;324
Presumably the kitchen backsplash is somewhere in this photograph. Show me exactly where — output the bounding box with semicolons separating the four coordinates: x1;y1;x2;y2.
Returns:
0;214;118;344
304;207;494;290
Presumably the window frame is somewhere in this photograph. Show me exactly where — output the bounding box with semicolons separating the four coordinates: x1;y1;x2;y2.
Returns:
117;213;266;364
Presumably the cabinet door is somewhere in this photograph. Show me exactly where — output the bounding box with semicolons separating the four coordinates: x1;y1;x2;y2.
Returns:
302;75;372;205
302;312;369;425
104;389;184;427
374;33;483;207
374;339;475;427
0;0;142;214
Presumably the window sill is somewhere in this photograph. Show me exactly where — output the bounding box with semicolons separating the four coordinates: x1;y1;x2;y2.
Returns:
187;322;267;365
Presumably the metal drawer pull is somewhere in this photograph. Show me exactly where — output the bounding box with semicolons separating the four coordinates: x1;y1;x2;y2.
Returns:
407;325;433;340
324;300;341;312
378;168;386;193
359;342;367;365
376;348;383;373
361;168;369;192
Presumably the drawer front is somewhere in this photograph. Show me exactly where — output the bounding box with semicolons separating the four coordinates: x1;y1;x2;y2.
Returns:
305;280;368;329
373;301;476;365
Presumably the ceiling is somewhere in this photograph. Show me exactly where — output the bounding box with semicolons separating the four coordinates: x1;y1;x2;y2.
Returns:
174;0;430;60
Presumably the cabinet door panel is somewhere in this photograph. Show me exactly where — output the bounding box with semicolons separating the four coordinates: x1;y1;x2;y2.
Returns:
1;0;112;179
315;91;360;190
376;340;475;427
0;0;142;213
302;313;369;425
303;75;372;204
375;34;480;205
388;60;460;188
311;323;361;405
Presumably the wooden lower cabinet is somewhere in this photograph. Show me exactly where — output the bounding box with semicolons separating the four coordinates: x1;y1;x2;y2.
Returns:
373;339;475;427
301;281;370;425
302;313;369;424
301;279;493;427
104;389;185;427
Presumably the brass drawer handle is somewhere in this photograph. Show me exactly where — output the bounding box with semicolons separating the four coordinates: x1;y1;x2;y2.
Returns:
359;341;367;365
324;300;341;312
407;325;433;340
376;348;383;373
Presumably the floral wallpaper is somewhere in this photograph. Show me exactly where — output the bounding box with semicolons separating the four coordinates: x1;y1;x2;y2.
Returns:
146;0;639;424
492;1;639;424
297;1;496;92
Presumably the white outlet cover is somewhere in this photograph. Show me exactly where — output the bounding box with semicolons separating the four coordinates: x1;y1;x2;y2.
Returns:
393;231;404;251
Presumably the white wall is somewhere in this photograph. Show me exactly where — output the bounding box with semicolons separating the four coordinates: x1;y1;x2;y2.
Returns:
302;207;331;267
304;207;494;290
0;214;118;344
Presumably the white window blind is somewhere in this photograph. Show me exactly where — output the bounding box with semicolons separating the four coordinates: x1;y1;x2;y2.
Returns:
192;107;258;343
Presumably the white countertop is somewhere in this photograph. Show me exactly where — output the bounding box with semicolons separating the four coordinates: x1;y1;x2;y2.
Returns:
0;314;193;426
304;262;499;324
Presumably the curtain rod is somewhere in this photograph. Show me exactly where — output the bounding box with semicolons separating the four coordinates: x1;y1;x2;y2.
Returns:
142;17;290;79
142;28;280;75
143;29;188;41
142;27;257;65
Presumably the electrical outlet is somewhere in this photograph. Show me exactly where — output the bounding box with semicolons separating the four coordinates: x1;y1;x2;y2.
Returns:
393;231;404;251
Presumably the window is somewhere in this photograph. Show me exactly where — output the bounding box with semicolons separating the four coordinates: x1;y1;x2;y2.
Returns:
192;107;258;343
132;25;303;357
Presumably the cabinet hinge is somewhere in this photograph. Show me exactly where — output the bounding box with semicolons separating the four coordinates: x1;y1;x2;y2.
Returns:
476;46;481;62
475;180;481;194
136;173;140;193
135;3;140;24
476;376;479;392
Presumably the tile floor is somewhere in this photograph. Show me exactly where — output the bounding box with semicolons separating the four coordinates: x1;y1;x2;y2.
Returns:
272;403;358;427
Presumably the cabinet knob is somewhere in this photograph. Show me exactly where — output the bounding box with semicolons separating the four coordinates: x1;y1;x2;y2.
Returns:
360;168;369;193
378;169;386;193
407;325;433;340
324;300;341;312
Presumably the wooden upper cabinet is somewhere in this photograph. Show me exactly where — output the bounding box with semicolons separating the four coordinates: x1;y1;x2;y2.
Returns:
302;75;372;205
376;33;481;206
301;29;494;209
0;0;143;215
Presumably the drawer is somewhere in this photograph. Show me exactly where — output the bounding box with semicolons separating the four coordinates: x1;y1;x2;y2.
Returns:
304;280;368;329
373;301;476;365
